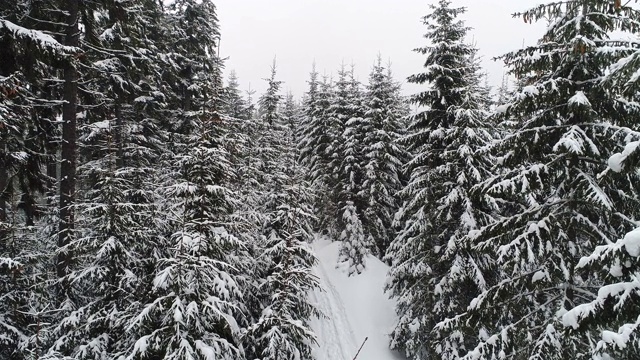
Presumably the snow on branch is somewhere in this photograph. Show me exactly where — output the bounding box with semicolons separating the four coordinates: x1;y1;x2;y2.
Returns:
0;19;78;54
608;141;640;173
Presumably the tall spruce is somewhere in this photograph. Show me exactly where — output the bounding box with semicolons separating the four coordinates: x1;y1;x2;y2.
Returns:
299;71;337;234
243;61;321;359
561;5;640;356
361;57;406;256
434;2;640;359
0;29;69;355
332;65;372;275
386;1;498;358
561;139;640;359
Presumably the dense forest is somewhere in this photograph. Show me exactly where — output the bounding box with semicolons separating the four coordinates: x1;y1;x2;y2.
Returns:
3;0;640;359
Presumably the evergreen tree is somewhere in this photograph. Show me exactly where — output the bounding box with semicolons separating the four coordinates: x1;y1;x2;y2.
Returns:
44;0;175;357
244;182;320;360
127;118;245;360
0;4;79;357
330;65;361;222
299;70;337;233
337;201;369;276
334;66;374;274
224;70;249;119
386;1;498;358
434;2;640;359
243;61;321;359
561;5;640;354
45;135;150;359
560;141;640;359
281;91;301;141
0;72;39;359
361;57;406;256
259;59;283;126
120;2;248;358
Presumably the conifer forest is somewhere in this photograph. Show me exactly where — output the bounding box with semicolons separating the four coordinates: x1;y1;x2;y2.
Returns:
4;0;640;359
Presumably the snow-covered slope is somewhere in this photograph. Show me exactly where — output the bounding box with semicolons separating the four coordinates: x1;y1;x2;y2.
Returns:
310;237;406;360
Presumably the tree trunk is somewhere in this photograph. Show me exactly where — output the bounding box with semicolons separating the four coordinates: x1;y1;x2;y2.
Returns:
0;161;8;252
57;0;79;294
45;84;59;206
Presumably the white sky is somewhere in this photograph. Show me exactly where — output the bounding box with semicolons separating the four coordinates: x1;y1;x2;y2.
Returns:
216;1;548;98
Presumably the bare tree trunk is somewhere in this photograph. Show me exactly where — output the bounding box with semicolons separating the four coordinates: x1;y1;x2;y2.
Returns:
57;0;79;295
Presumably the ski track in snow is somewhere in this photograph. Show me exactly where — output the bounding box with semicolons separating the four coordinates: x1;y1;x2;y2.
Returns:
310;237;407;360
311;251;359;360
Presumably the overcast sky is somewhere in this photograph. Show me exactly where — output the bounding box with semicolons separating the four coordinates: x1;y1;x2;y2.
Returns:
216;1;548;98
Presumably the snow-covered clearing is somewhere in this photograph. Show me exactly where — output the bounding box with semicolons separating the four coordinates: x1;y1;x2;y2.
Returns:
310;236;406;360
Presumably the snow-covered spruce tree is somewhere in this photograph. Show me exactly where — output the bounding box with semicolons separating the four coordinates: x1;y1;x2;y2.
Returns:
385;1;499;358
42;0;173;356
159;0;225;138
126;116;246;359
244;166;320;360
259;60;282;126
45;129;151;359
242;62;321;359
282;91;301;142
329;65;359;219
232;60;293;345
433;2;640;359
338;200;369;276
0;7;80;357
239;59;284;215
244;201;320;360
560;10;640;355
298;69;337;234
253;59;284;196
224;70;250;120
560;139;640;359
331;65;373;275
361;56;406;256
0;73;40;359
297;64;320;167
120;1;247;358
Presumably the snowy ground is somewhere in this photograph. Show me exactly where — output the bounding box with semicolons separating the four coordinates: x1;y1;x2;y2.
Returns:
310;236;406;360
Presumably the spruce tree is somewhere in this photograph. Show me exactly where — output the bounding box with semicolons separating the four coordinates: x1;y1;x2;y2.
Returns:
299;70;337;234
560;141;640;358
361;57;406;256
434;2;640;359
122;2;247;358
334;66;373;274
282;92;301;141
45;136;149;359
243;61;321;359
560;4;640;354
0;5;79;357
386;1;497;358
244;181;320;360
224;70;249;119
127;118;246;360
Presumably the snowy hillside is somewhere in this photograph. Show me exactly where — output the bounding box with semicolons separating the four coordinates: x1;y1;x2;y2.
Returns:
310;237;406;360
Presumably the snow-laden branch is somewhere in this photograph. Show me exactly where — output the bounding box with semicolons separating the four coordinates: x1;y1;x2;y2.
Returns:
0;19;78;54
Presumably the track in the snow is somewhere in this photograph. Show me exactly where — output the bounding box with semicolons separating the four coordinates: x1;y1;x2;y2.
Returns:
310;252;360;360
309;238;407;360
